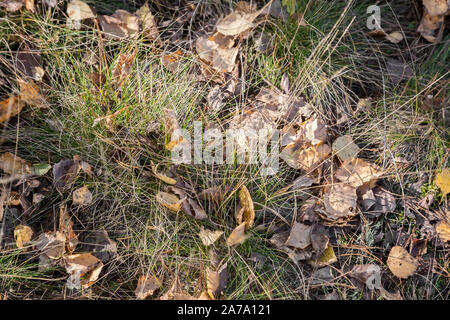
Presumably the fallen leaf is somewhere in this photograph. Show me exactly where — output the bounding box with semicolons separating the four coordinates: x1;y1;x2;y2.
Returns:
167;186;207;219
435;168;450;197
24;0;33;12
0;152;31;175
111;49;137;89
385;31;403;44
151;163;177;185
35;231;66;259
199;226;223;246
82;230;117;263
72;185;93;206
198;186;223;202
136;3;159;40
386;58;413;84
238;185;255;229
284;222;312;249
332;135;360;161
410;238;427;257
0;0;23;12
435;221;450;242
387;246;418;279
161;50;184;72
227;222;249;246
348;264;381;289
64;253;103;289
14;49;43;81
308;244;337;267
216;11;257;36
335;158;382;188
52;159;78;189
14;224;33;248
418;0;449;42
160;277;195;300
321;183;357;222
281;143;331;172
0;96;25;124
156;191;182;212
206;263;228;299
66;0;96;30
30;163;52;176
99;10;139;39
58;205;78;253
136;274;161;299
303;118;327;145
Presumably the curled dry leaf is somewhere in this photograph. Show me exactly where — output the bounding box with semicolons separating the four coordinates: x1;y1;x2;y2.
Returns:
72;185;93;206
238;185;255;229
216;3;264;36
82;230;117;263
111;49;137;89
387;246;418;279
435;221;450;242
58;205;78;253
303;118;327;145
435;168;449;197
52;159;78;189
199;226;223;246
281;143;331;172
156;191;182;212
136;274;161;300
206;263;228;299
227;222;249;246
0;152;31;175
14;224;33;248
335;158;382;188
151;163;177;185
66;0;96;30
348;264;381;288
160;277;195;300
418;0;449;42
64;253;103;289
168;186;207;220
385;31;403;44
332;135;360;162
198;186;223;202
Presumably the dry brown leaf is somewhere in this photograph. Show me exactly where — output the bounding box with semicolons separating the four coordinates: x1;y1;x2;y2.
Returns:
64;253;103;289
24;0;33;12
66;0;96;30
322;183;357;222
136;3;159;40
238;185;255;229
385;31;403;44
348;264;381;288
0;96;25;124
435;168;450;197
281;143;331;172
72;185;93;206
99;9;139;39
418;0;449;42
161;49;184;72
111;49;137;89
226;222;249;246
335;158;382;188
136;274;161;299
332;135;360;161
198;226;223;246
285;222;312;249
206;263;228;299
14;224;33;248
14;49;43;81
58;205;78;253
0;152;31;175
52;158;78;189
435;221;450;242
0;0;23;12
35;231;66;259
216;6;261;36
156;191;182;212
387;246;418;279
198;186;223;202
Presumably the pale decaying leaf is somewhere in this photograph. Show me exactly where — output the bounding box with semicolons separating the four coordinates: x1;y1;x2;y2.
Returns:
320;183;357;223
135;274;161;299
348;264;381;288
161;49;184;73
63;253;103;289
136;3;159;40
111;49;137;89
198;186;223;202
59;205;78;253
285;222;312;249
66;0;96;30
72;185;93;206
435;168;450;197
156;191;183;212
417;0;449;42
387;246;418;279
435;221;450;242
196;33;237;73
281;143;331;172
0;0;24;12
14;224;33;248
99;9;139;39
35;231;66;260
168;186;207;220
238;185;255;229
335;158;382;188
0;152;31;175
206;263;228;299
303;118;327;146
332;135;360;161
151;163;177;185
159;277;196;300
198;226;223;246
226;222;249;246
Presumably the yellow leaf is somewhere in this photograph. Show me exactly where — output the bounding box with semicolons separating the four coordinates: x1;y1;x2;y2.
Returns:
226;222;249;246
308;244;337;267
436;221;450;242
156;191;182;212
435;168;450;197
14;225;33;248
238;185;255;230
